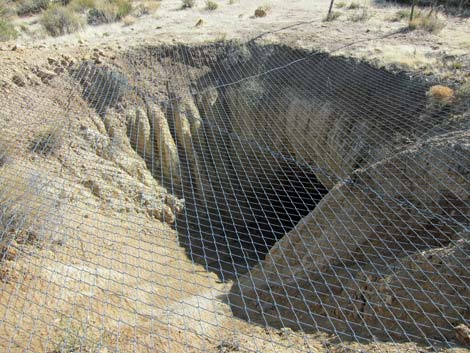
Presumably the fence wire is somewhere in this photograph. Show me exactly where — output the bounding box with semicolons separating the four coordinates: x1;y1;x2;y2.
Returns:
0;31;469;353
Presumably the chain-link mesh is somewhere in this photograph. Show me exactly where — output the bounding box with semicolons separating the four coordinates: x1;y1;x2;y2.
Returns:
0;28;469;353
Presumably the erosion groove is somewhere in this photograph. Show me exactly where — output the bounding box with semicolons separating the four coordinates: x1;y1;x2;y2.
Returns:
71;42;470;344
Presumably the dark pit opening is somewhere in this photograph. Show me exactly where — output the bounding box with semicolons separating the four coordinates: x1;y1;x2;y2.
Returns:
174;153;328;280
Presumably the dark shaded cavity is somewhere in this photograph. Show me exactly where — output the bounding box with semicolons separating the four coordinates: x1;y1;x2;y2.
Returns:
72;42;452;282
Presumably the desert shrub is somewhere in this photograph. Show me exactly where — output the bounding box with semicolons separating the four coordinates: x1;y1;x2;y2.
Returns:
29;127;63;154
0;18;17;41
87;0;132;25
205;0;217;10
16;0;49;16
131;1;160;17
324;10;341;21
456;81;470;100
70;0;96;12
409;13;445;32
349;7;370;21
41;5;82;36
335;1;346;7
181;0;195;9
348;1;361;9
393;8;412;20
228;0;236;4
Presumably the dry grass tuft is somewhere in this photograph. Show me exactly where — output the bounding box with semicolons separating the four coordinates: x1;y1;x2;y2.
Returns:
427;85;454;105
50;315;103;353
0;167;56;267
349;7;370;22
335;1;346;8
409;14;445;33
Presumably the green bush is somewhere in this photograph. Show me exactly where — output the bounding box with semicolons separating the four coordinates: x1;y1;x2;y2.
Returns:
41;6;82;36
16;0;50;16
181;0;195;9
206;0;218;10
0;18;17;41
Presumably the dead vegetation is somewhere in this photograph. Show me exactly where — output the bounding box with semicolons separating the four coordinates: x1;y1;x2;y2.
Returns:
409;11;445;32
426;85;455;105
0;167;53;268
349;7;370;21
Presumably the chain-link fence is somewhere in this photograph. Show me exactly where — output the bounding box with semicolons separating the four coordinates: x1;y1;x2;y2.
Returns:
0;29;469;353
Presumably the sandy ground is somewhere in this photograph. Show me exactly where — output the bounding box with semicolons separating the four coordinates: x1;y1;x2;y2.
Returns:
4;0;470;79
0;1;469;352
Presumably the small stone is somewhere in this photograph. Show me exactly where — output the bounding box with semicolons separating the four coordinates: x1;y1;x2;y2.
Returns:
254;8;267;17
455;324;470;346
163;205;175;224
35;68;57;83
12;74;26;87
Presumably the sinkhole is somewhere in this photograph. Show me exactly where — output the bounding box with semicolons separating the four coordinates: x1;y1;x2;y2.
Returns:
72;41;469;343
76;41;451;281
